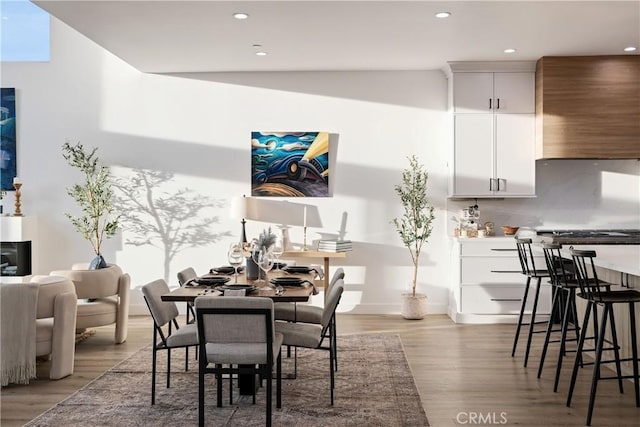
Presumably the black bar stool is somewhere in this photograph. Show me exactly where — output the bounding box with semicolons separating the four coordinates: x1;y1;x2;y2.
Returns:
566;248;640;426
512;238;551;367
537;243;606;392
537;243;580;389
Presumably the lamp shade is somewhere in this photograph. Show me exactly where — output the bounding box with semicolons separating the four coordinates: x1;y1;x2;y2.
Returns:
230;196;250;219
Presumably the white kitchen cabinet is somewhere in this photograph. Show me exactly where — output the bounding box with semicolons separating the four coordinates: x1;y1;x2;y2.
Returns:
447;62;537;198
453;114;535;197
453;72;535;114
449;237;551;323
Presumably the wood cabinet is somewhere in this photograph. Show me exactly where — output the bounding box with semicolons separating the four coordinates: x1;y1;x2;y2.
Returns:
535;56;640;159
447;62;537;198
449;237;551;323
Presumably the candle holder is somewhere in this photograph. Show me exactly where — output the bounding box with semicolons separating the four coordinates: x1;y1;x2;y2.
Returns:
13;182;23;216
303;226;309;251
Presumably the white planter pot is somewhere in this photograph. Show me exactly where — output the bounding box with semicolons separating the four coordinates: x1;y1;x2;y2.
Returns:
401;293;427;320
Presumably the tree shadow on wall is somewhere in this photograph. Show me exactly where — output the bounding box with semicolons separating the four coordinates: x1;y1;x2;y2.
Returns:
112;169;231;282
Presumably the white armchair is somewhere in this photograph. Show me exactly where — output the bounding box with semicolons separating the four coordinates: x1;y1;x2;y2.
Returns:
51;264;130;344
33;275;78;380
1;276;77;384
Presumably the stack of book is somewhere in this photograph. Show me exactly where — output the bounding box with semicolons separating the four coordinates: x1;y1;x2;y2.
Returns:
317;239;353;252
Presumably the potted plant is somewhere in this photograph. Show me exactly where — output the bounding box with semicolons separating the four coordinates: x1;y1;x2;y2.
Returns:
62;141;120;269
392;155;435;319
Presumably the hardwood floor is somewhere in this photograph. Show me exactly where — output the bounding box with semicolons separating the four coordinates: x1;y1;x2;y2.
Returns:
2;314;639;426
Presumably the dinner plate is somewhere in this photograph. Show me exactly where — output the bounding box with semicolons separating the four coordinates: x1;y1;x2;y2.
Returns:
217;284;257;293
210;266;244;275
283;266;312;274
270;277;307;286
195;276;230;285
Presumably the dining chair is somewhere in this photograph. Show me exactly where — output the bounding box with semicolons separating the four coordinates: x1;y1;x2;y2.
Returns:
274;267;345;370
566;249;640;426
177;267;198;324
275;279;344;405
141;279;199;405
195;296;283;427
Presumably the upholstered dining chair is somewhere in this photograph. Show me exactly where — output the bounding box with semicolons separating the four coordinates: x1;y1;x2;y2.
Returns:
177;267;198;324
141;279;199;405
275;279;344;405
195;296;283;427
50;263;130;344
274;267;345;370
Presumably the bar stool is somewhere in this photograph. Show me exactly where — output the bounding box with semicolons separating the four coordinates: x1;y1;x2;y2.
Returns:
566;249;640;426
537;243;605;392
512;238;552;367
537;243;580;389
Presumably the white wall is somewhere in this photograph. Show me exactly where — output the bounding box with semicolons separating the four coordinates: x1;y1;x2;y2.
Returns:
2;18;638;316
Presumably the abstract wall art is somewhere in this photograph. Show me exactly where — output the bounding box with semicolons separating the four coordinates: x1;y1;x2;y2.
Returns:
0;88;17;191
251;131;330;197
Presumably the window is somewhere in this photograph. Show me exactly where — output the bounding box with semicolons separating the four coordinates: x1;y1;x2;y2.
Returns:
1;0;50;62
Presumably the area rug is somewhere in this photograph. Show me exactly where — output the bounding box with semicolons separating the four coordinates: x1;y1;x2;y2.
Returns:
25;333;428;426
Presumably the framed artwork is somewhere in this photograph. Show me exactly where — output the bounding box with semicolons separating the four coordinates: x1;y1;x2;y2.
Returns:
1;88;17;191
251;131;329;197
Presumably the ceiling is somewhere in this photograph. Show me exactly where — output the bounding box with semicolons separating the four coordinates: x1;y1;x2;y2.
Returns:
33;0;640;74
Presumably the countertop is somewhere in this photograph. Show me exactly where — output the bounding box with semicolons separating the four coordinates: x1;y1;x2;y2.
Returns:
534;244;640;277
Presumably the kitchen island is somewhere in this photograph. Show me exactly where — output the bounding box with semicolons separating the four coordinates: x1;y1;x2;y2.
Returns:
538;243;640;380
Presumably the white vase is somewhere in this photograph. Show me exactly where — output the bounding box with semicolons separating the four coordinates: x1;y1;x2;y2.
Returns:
401;293;427;320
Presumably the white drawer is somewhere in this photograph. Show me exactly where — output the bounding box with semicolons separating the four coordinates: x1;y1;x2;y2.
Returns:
461;285;552;315
461;257;523;284
460;240;518;256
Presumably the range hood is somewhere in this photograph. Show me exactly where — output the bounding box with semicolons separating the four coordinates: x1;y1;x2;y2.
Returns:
535;56;640;160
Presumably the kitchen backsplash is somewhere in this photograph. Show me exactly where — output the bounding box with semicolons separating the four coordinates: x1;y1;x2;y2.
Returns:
447;159;640;234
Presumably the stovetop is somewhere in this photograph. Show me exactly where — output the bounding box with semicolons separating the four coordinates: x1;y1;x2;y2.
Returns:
534;229;640;245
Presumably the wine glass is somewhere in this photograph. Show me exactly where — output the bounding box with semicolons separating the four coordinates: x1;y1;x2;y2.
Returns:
252;248;274;286
228;243;244;284
271;237;284;270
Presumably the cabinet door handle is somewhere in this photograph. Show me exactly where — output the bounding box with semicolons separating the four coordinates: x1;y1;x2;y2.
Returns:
489;98;492;110
489;178;494;191
496;178;501;191
491;298;521;302
497;98;500;109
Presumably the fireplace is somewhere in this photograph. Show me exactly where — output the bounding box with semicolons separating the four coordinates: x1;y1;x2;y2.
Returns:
0;241;32;276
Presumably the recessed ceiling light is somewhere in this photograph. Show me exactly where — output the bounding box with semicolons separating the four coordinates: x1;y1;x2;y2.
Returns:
504;48;517;54
435;12;451;18
233;13;249;20
255;51;267;56
623;46;637;52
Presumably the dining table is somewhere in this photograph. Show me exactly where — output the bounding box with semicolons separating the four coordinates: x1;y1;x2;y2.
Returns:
161;269;318;304
161;267;318;396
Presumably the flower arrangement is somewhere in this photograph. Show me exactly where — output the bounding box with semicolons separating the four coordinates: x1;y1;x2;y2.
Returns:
256;227;277;251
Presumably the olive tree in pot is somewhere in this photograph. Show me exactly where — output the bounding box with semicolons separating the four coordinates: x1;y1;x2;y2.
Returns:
392;155;435;320
63;141;120;269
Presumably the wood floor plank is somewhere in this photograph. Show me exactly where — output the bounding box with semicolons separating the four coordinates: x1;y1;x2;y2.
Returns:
1;314;638;426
